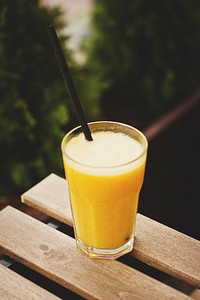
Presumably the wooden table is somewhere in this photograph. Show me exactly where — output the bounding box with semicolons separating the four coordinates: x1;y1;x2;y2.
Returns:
0;173;199;299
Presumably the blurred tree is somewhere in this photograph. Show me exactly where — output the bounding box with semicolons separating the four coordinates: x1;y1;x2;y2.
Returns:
83;0;200;127
0;0;97;195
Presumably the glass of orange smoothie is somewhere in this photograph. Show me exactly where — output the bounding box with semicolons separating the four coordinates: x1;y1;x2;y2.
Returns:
61;121;148;259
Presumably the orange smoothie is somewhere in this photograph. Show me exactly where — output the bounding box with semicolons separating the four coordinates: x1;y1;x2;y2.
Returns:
61;122;147;259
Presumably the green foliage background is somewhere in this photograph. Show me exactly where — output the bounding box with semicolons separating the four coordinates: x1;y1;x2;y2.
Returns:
83;0;200;127
1;0;200;196
0;0;99;196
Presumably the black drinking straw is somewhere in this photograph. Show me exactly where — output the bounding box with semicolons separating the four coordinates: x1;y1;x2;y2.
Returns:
47;24;93;141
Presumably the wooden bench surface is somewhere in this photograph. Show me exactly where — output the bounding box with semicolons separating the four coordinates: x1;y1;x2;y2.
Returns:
0;263;60;299
21;173;200;289
0;205;193;300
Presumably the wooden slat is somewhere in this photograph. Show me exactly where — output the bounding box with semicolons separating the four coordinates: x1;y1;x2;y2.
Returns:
21;174;73;226
133;214;200;288
0;263;60;300
0;206;192;300
22;173;200;288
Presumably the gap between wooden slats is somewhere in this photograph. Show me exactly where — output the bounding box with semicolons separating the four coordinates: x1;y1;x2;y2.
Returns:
21;173;200;288
0;206;192;300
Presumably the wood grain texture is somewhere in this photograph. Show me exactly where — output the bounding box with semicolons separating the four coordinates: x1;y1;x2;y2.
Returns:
22;174;73;226
0;206;192;300
134;214;200;288
21;173;200;288
0;263;60;299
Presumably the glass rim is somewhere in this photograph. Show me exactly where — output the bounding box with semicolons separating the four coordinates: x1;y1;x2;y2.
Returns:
61;121;148;169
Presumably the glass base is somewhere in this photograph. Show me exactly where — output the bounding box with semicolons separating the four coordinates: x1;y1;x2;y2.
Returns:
76;236;134;260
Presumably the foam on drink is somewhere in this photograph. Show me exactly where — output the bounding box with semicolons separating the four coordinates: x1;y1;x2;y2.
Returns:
64;131;144;174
